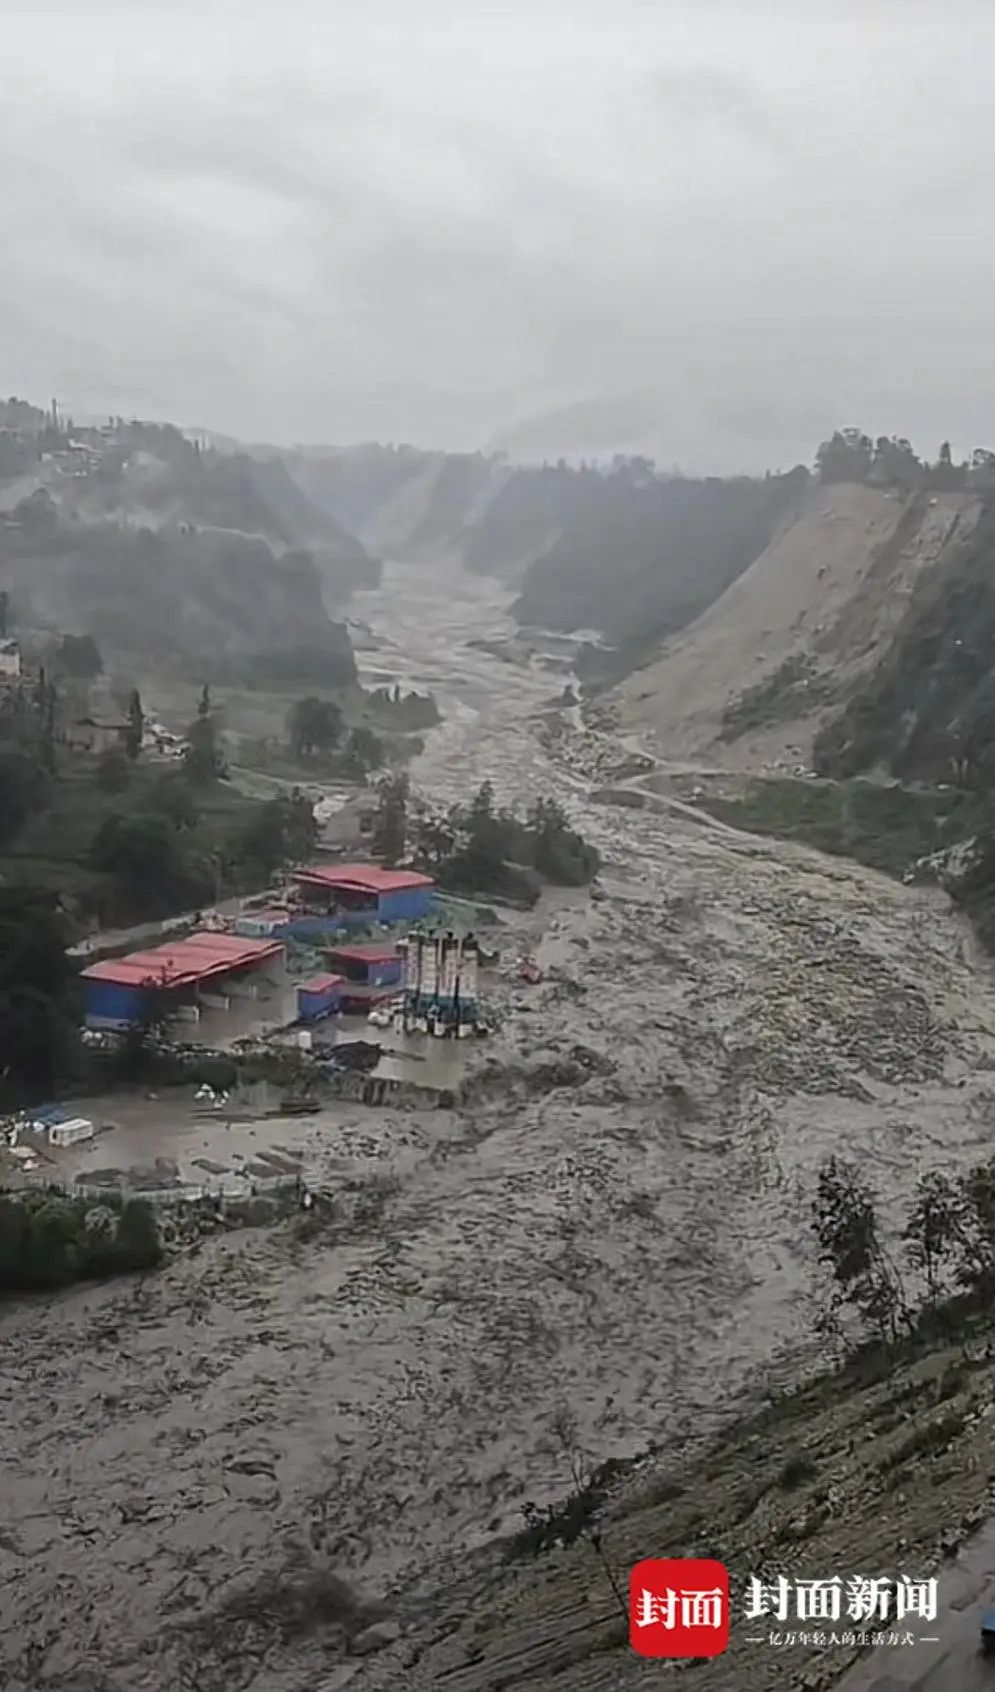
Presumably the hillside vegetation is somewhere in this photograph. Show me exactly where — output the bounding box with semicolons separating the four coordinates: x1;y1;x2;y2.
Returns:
0;402;373;686
511;462;809;650
814;495;995;784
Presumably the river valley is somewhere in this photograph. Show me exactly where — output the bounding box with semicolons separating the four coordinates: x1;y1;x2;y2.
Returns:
5;560;995;1691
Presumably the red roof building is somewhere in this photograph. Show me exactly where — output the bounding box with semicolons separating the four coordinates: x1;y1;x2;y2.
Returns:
327;940;403;989
82;931;285;1026
291;862;435;929
83;932;283;989
295;864;434;894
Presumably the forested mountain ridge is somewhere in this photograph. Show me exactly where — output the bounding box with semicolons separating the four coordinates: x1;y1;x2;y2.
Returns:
0;400;370;685
288;442;812;658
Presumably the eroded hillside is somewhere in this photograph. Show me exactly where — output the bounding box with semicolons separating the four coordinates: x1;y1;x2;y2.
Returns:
290;445;809;656
617;482;979;771
814;494;995;784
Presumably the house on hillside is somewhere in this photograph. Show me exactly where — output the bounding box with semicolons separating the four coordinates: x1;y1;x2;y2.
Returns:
0;638;21;680
66;716;131;756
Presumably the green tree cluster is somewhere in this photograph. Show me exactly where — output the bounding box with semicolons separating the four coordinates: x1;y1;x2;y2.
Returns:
0;887;79;1096
184;685;226;783
370;773;409;863
90;811;215;917
235;789;318;879
342;725;384;778
0;748;49;845
410;782;599;899
0;669;58;773
287;696;343;759
54;633;103;679
0;1189;162;1294
812;1151;995;1346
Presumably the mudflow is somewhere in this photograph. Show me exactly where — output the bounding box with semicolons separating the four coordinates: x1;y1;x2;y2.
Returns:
4;561;995;1692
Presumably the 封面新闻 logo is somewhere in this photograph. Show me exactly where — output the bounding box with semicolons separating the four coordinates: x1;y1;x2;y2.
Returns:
629;1558;730;1657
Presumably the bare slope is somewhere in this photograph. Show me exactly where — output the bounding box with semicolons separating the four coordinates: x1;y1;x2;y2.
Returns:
618;483;979;770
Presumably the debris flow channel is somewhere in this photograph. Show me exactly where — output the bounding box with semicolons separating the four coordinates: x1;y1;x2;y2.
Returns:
4;560;995;1690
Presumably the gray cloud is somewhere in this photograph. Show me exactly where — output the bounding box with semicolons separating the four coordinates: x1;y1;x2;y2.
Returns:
3;0;994;470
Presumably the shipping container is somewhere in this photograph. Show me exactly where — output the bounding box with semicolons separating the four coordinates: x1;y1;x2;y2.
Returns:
49;1118;95;1147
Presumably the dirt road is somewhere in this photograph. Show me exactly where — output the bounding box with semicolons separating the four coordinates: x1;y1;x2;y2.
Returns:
7;560;995;1691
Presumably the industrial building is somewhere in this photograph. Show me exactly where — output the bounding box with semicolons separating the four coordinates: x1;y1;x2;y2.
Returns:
281;863;435;939
81;931;286;1030
325;942;403;1010
296;974;344;1022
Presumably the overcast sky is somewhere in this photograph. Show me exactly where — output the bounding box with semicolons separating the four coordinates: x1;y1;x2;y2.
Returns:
4;0;995;471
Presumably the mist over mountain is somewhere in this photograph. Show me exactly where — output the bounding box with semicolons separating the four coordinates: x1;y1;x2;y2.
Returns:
288;441;811;663
0;405;371;684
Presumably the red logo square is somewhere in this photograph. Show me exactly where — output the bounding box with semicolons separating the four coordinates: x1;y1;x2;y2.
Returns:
629;1558;730;1657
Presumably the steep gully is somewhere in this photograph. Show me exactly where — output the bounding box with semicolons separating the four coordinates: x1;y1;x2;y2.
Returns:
5;561;995;1690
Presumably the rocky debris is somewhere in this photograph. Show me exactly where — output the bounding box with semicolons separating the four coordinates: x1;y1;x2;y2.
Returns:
350;1618;402;1655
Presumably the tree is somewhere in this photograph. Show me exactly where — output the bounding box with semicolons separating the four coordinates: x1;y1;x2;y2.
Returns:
34;669;57;775
342;725;384;778
902;1170;961;1312
0;887;79;1095
815;429;874;485
114;1200;163;1271
21;1195;78;1288
0;1189;164;1294
412;808;458;869
95;746;131;794
145;774;198;829
13;487;57;534
184;685;225;782
55;633;103;679
287;696;343;759
370;773;409;864
91;813;212;913
125;688;144;760
236;791;318;880
811;1156;907;1343
948;1158;995;1298
870;436;921;490
528;796;600;885
0;749;48;845
930;439;966;491
468;781;495;832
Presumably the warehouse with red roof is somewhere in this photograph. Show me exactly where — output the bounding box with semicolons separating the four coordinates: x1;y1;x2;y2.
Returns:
283;861;435;938
81;931;286;1029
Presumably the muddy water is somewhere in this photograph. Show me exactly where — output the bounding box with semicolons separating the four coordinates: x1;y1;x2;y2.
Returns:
8;561;995;1690
351;559;598;811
